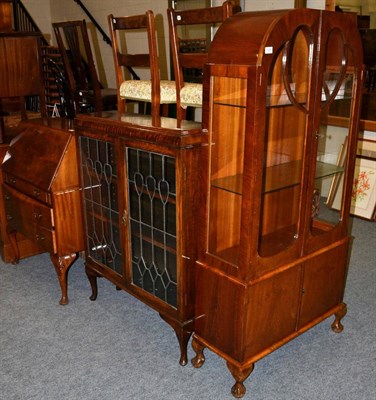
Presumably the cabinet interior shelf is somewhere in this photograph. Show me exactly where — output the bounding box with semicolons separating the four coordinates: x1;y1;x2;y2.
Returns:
130;220;177;255
211;160;344;195
87;210;120;228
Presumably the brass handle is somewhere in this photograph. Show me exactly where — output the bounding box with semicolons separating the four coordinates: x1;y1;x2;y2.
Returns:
33;212;42;220
33;189;41;198
122;209;127;226
36;234;45;241
6;214;13;221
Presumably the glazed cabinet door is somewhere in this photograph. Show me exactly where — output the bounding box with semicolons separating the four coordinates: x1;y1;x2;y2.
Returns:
125;146;178;309
305;12;363;252
257;25;314;263
79;136;124;277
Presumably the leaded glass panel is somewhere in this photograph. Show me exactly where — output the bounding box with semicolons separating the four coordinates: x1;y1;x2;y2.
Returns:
79;136;122;273
127;148;177;308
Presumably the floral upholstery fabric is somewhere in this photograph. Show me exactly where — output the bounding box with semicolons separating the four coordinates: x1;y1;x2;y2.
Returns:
180;82;202;107
120;80;177;103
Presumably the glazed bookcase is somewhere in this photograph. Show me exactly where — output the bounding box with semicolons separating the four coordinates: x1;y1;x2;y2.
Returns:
75;113;206;366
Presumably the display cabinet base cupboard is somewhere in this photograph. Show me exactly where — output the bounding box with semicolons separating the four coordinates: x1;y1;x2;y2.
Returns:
192;9;363;398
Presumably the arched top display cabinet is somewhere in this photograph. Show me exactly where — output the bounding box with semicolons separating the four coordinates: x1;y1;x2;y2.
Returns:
199;8;363;279
193;9;364;398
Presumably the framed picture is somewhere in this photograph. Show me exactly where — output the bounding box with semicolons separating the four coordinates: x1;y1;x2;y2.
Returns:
326;137;348;206
357;138;376;159
331;155;376;220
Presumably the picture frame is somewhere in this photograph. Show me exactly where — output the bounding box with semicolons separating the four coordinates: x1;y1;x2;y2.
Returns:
326;136;348;206
331;155;376;220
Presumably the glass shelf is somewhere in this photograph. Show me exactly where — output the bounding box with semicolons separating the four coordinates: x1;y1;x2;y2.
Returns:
211;160;344;195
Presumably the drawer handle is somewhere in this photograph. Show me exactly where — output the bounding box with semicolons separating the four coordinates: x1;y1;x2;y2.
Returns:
6;214;13;221
4;194;10;201
33;189;41;198
10;177;16;184
36;234;45;241
33;212;42;220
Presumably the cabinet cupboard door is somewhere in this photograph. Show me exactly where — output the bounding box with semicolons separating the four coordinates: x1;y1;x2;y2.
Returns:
298;242;348;328
126;147;178;308
79;136;123;274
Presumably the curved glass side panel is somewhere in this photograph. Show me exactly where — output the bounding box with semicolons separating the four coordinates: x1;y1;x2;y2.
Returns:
259;27;312;257
311;29;355;235
207;76;247;266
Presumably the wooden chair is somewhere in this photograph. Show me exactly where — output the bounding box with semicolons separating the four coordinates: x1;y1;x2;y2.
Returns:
52;20;117;115
167;1;234;120
0;32;47;143
108;11;176;121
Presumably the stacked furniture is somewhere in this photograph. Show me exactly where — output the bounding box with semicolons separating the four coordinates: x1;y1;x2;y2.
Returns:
0;5;364;399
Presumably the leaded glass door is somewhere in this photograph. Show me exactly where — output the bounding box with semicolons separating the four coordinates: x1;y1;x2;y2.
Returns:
79;136;123;274
126;147;178;308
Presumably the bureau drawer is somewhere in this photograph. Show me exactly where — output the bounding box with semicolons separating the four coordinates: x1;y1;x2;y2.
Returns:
3;184;56;252
3;173;51;205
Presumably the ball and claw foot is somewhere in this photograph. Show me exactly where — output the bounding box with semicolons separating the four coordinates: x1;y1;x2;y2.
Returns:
231;382;247;399
227;362;254;399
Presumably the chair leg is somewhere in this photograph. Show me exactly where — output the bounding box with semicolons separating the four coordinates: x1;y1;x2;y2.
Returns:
177;106;187;121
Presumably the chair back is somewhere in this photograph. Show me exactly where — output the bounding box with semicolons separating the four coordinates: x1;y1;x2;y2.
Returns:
108;11;162;118
167;1;233;118
52;20;102;113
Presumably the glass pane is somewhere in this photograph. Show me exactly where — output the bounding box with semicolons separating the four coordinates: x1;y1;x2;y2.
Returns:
127;148;177;308
208;76;246;265
79;137;122;274
311;29;355;235
259;27;312;257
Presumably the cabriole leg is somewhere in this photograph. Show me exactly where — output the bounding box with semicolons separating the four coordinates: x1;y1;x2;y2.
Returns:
50;253;77;305
331;302;347;333
85;265;99;301
159;313;193;366
191;335;206;368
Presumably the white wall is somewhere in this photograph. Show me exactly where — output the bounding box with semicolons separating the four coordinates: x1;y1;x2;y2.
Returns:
22;0;52;41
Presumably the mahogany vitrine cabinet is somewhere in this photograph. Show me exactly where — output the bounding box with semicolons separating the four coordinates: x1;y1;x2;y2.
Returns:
74;113;206;365
192;9;363;398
